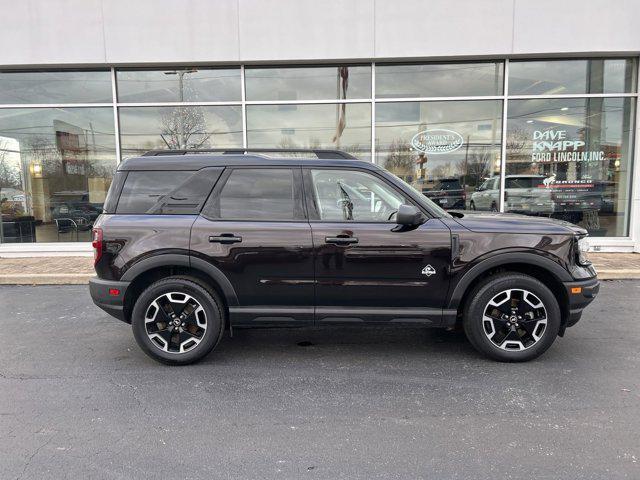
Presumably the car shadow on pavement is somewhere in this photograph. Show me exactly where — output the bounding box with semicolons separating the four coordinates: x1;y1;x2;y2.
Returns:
196;326;479;365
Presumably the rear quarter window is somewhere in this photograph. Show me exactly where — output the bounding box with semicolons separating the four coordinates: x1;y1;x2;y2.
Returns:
116;168;222;214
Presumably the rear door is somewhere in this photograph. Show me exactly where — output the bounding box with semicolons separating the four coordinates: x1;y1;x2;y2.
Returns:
190;167;314;326
304;167;452;325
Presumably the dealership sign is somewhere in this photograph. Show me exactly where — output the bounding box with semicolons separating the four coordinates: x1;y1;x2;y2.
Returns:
411;129;464;154
531;129;604;162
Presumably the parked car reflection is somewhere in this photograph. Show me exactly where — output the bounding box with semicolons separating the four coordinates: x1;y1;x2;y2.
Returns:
422;178;466;210
470;175;554;215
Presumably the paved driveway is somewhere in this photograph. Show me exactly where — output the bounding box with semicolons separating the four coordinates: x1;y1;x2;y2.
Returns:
1;282;639;479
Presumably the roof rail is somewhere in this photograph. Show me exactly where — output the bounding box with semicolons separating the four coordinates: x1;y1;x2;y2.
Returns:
141;148;357;159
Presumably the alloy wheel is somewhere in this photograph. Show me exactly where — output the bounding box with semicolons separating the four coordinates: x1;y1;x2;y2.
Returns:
482;288;547;351
144;292;207;354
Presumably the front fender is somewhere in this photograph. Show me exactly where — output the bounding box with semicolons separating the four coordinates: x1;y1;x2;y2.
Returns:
446;251;573;310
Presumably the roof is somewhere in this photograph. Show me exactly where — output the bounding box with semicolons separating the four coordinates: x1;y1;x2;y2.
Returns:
118;152;376;171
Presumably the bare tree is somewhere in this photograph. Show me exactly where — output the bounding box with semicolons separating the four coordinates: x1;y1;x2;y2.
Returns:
160;106;211;149
0;140;20;190
457;146;494;188
383;139;416;179
506;128;529;159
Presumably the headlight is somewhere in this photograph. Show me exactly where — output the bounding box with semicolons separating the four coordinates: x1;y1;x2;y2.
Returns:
576;236;591;266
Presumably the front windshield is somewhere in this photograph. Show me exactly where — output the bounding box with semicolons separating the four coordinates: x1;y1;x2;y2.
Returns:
386;171;452;218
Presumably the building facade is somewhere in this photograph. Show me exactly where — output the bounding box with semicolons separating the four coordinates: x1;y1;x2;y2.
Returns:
0;0;638;254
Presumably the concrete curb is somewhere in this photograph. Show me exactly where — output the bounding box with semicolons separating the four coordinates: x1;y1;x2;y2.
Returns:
0;271;639;285
0;274;93;285
595;270;640;280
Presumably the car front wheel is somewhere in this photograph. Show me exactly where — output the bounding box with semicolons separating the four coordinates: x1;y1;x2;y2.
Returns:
131;277;224;365
463;273;561;362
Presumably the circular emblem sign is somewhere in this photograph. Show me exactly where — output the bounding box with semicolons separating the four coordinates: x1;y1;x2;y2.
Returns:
410;129;464;154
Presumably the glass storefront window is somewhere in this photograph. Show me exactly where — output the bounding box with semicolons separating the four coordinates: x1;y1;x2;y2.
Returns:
0;108;116;243
376;62;504;98
245;66;371;101
375;100;503;211
509;59;637;95
0;59;637;245
116;68;241;103
0;70;112;104
505;97;636;236
118;106;243;156
246;103;371;158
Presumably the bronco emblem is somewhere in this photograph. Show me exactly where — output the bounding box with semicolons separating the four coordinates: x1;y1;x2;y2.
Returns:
421;265;436;276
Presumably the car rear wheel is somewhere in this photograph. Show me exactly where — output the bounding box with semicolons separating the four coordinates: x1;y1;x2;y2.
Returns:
131;277;224;365
463;273;560;362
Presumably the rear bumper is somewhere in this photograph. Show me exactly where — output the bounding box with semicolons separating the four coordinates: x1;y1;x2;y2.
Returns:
89;277;130;323
563;276;599;328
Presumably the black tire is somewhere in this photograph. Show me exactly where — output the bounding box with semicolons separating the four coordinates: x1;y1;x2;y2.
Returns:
463;273;560;362
131;276;225;365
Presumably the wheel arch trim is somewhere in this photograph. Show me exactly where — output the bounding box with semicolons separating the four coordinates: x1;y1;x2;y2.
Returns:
121;254;239;306
447;252;572;309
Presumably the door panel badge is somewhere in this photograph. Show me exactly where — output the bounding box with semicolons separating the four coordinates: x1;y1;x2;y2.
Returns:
421;264;436;277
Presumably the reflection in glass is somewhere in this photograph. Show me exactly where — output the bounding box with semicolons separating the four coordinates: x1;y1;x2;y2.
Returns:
118;106;243;156
116;68;241;103
375;100;503;211
0;108;116;243
506;98;636;236
310;169;405;222
247;103;371;159
218;169;296;220
245;66;371;101
376;62;504;98
0;70;112;104
509;58;637;95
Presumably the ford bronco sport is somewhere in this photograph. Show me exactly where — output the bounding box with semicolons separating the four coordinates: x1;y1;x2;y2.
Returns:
89;149;599;364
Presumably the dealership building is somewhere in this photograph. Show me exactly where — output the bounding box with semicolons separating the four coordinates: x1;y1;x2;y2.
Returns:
0;0;638;254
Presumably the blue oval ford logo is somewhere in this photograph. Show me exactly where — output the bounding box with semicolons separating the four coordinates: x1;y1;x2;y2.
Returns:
410;129;464;154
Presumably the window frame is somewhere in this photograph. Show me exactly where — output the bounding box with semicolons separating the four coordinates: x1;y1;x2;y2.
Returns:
201;166;306;222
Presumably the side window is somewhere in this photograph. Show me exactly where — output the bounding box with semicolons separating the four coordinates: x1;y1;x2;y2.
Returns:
310;169;406;222
207;168;299;221
116;169;221;214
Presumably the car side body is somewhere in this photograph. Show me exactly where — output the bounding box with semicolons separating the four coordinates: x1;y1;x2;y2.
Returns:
89;151;598;364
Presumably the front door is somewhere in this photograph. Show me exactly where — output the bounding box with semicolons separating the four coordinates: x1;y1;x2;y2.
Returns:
191;167;314;326
303;167;452;325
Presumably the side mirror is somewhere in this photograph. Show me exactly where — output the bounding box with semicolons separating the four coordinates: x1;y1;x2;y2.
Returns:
395;204;426;227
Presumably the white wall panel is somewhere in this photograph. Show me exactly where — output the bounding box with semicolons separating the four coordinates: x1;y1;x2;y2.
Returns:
238;0;374;61
513;0;640;55
374;0;515;58
0;0;106;65
102;0;239;64
0;0;637;66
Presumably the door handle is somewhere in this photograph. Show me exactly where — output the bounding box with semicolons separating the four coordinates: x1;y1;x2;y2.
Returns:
325;236;358;245
209;233;242;244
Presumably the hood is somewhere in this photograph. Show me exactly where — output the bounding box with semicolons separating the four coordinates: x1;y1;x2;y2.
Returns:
449;211;587;236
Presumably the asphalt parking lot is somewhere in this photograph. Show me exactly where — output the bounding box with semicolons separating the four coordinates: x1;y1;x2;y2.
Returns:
1;282;639;479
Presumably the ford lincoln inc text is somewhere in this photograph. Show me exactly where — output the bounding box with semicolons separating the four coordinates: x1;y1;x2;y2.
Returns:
89;149;599;365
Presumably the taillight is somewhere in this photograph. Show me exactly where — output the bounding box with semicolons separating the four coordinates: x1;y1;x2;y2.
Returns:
92;228;103;265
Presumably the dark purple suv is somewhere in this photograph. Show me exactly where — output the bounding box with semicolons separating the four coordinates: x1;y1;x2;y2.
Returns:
89;149;598;365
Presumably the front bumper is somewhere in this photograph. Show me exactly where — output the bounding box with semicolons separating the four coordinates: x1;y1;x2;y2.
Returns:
89;277;130;322
562;276;599;329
